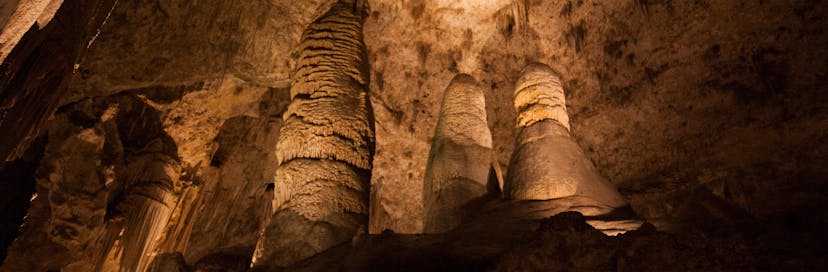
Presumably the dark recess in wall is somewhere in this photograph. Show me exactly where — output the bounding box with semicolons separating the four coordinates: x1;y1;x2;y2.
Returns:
0;136;45;263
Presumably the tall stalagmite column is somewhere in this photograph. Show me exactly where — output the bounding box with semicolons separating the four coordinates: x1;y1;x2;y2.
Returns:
252;0;374;268
505;63;626;209
422;74;494;233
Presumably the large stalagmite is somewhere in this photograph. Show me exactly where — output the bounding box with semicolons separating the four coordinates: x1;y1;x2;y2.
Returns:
252;0;374;268
422;74;494;233
505;63;626;209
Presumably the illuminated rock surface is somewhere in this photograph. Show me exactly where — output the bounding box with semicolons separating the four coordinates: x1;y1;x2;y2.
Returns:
505;63;626;210
252;0;374;268
422;74;495;233
0;0;826;271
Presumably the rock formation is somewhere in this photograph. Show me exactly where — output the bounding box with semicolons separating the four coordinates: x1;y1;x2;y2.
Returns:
117;154;180;272
1;126;109;271
0;0;63;63
0;0;116;162
0;0;825;271
252;0;374;268
505;63;626;212
0;96;182;272
422;74;495;233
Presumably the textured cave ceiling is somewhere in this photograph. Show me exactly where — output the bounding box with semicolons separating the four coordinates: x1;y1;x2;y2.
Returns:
0;0;827;270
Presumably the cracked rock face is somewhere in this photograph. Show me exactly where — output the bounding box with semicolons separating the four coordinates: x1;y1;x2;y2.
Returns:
0;0;827;270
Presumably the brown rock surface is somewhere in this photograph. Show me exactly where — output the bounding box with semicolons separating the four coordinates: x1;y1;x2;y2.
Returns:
0;0;826;270
422;74;495;233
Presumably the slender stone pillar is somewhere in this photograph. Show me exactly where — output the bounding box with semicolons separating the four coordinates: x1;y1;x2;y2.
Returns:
252;0;374;268
422;74;494;233
505;63;626;209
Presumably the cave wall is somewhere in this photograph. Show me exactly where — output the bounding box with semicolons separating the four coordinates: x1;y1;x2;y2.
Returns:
367;0;828;233
0;0;826;270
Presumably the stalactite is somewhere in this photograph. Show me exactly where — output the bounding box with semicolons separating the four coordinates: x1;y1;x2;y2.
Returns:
155;186;200;255
252;0;373;268
422;74;495;233
505;63;626;209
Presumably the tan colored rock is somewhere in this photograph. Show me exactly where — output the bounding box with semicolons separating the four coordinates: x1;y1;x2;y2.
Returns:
118;153;180;272
422;74;494;233
252;0;373;268
0;0;63;63
505;63;625;210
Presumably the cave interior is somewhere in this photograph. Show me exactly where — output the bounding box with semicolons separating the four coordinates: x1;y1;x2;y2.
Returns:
0;0;827;271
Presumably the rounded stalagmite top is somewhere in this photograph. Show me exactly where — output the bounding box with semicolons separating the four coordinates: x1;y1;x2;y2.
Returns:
435;74;493;148
513;63;570;131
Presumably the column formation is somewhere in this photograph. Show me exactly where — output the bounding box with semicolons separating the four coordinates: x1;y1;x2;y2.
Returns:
253;0;374;268
422;74;494;233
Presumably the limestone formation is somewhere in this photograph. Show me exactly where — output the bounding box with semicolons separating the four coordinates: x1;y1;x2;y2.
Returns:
101;97;184;272
505;63;626;210
0;0;825;271
252;0;374;268
0;0;63;64
0;0;116;162
117;153;180;272
0;127;109;272
422;74;494;233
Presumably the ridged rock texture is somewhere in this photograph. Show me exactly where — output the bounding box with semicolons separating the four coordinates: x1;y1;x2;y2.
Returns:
252;0;374;268
422;74;495;233
505;63;626;212
0;0;826;271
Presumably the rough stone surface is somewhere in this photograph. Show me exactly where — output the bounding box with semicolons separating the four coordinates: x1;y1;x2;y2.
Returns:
505;63;625;209
282;210;824;272
0;0;826;270
253;0;374;268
